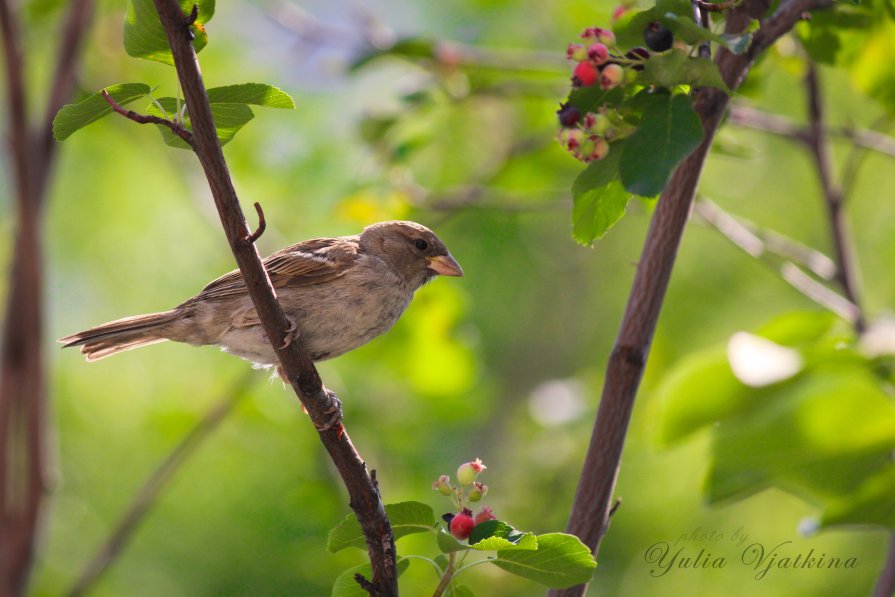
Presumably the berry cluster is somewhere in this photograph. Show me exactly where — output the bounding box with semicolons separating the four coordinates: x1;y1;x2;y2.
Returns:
558;20;676;163
434;458;497;540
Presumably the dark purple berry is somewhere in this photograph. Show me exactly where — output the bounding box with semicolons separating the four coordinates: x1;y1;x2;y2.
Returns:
557;103;581;127
625;47;650;70
644;22;673;52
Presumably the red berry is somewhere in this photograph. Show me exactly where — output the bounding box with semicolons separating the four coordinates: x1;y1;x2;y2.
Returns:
600;63;624;90
573;61;599;87
475;507;497;525
450;511;476;540
587;43;609;65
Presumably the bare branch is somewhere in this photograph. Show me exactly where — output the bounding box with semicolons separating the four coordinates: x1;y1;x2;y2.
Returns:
803;61;865;331
551;0;823;594
102;90;195;148
152;1;397;593
728;103;895;159
67;373;254;597
695;198;836;280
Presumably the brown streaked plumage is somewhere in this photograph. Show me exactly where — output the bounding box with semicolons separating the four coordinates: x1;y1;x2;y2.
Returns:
59;221;463;368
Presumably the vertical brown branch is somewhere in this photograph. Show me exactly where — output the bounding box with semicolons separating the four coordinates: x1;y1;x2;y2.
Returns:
0;1;94;595
550;1;820;595
151;2;397;594
803;61;865;332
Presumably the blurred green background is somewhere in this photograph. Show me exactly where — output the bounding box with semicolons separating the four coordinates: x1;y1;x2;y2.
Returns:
6;0;893;595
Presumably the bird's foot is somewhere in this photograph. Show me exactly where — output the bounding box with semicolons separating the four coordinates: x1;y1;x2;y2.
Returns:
315;390;343;434
278;316;300;350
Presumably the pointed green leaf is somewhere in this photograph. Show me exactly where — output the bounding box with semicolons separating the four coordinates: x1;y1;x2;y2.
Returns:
638;49;730;92
124;0;215;66
327;501;435;553
331;558;410;597
53;83;151;141
620;94;704;196
146;98;254;149
571;136;631;245
492;533;596;588
206;83;296;109
468;520;538;551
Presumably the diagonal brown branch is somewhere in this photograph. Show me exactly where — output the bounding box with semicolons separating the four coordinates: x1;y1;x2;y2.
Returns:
67;373;255;597
152;1;397;593
550;0;821;595
101;89;195;147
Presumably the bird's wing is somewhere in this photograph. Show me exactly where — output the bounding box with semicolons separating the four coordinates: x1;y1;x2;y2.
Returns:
190;237;360;302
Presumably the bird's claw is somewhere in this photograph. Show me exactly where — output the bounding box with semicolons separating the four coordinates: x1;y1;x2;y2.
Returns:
279;317;300;350
315;391;343;434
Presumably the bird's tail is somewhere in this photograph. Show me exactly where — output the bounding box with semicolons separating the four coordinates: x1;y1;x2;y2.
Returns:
59;310;180;361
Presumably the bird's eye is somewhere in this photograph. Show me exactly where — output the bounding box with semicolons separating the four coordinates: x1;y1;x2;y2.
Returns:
415;239;429;251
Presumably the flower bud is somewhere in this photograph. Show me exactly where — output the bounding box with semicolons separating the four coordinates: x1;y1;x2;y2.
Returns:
566;43;588;62
475;506;497;525
456;458;486;486
432;474;453;496
468;481;488;502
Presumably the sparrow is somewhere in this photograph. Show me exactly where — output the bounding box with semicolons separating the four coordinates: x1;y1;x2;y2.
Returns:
59;221;463;371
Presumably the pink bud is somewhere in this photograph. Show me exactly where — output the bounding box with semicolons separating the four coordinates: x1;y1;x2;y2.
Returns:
432;474;453;496
566;43;588;62
475;507;497;525
457;459;486;486
468;481;488;502
587;43;609;65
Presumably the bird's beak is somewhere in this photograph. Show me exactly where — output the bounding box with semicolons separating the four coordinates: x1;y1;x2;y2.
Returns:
427;254;464;277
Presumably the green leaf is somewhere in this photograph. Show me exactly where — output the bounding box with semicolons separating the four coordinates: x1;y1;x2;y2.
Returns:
53;83;151;141
448;585;476;597
571;142;630;245
492;533;596;588
620;94;704;196
655;346;751;445
206;83;296;109
468;520;538;551
706;364;895;504
638;49;730;92
661;13;752;54
437;529;471;553
327;501;436;553
821;465;895;527
145;84;295;149
124;0;215;66
331;558;410;597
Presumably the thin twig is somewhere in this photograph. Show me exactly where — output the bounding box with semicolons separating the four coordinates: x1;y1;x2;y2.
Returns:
102;90;194;147
803;61;865;332
695;198;836;279
244;201;266;244
728;103;895;158
691;0;712;59
67;373;254;597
